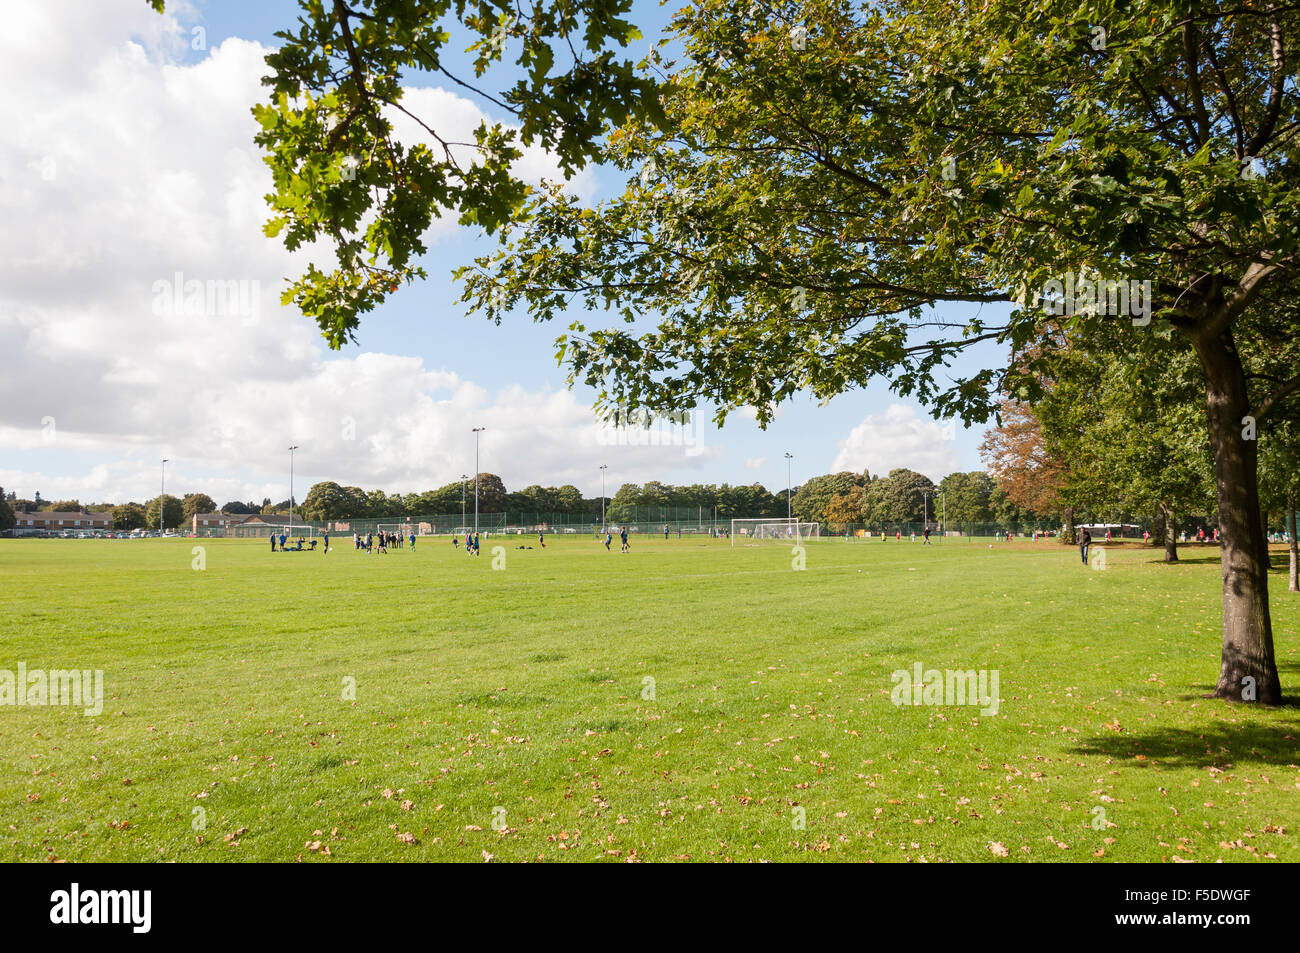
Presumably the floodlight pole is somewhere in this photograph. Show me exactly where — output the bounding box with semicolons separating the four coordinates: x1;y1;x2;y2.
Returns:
784;452;793;522
923;490;929;531
472;428;485;535
461;473;467;528
600;464;608;528
160;458;168;534
288;445;299;536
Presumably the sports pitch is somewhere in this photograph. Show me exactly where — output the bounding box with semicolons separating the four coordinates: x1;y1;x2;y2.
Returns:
1;536;1296;862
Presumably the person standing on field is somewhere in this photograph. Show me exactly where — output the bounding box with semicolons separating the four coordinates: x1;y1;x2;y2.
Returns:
1080;528;1092;565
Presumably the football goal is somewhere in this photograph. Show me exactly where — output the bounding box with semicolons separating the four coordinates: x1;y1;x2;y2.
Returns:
729;518;820;545
378;522;415;538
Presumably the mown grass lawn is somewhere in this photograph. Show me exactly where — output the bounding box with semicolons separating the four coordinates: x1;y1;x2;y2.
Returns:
0;534;1296;862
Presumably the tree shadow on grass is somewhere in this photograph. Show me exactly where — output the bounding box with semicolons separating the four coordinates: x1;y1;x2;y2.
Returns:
1070;718;1300;769
1140;552;1294;570
1145;553;1222;565
1070;690;1300;769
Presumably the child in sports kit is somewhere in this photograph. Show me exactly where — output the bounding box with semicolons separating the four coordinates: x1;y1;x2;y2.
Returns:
409;532;416;550
538;530;545;548
604;532;612;550
620;528;629;553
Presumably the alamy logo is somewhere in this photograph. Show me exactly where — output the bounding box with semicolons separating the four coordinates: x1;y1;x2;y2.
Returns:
0;663;103;715
1018;271;1152;326
151;271;260;325
50;883;151;933
595;403;704;456
890;662;1000;716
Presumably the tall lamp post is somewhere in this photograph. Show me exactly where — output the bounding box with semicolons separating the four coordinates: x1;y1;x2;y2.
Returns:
288;445;299;537
472;427;485;535
600;464;608;529
159;458;168;535
784;452;793;522
461;473;467;529
923;489;930;533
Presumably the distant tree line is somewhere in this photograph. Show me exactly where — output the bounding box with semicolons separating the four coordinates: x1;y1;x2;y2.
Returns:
296;476;793;523
790;469;1016;527
3;460;1087;535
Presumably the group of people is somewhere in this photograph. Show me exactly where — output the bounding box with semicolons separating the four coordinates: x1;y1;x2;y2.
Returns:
259;525;700;556
352;530;415;553
269;533;320;552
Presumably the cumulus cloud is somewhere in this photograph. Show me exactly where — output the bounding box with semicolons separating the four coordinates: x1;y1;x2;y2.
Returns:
0;0;661;505
744;457;766;470
831;404;959;482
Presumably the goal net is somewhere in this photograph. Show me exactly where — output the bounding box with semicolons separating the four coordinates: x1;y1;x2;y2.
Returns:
378;522;415;538
729;518;820;545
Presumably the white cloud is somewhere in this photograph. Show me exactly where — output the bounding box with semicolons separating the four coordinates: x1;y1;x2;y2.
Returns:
744;457;766;469
0;0;658;505
831;404;959;482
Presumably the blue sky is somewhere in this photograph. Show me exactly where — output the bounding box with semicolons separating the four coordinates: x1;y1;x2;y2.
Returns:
0;0;1008;508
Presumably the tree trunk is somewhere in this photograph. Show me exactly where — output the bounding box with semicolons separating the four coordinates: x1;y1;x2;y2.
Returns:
1153;506;1166;546
1288;492;1298;593
1160;502;1178;562
1193;325;1282;704
1061;506;1076;545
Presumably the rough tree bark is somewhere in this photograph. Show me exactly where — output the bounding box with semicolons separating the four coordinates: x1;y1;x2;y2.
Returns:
1158;501;1179;562
1194;325;1282;704
1061;506;1076;545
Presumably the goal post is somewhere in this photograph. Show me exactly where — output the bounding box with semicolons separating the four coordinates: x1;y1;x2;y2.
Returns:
729;518;820;545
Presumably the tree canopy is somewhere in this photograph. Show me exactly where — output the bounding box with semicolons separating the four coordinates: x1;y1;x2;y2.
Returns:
457;0;1300;703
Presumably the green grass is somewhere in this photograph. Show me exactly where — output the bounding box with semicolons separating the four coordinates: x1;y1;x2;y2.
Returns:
0;535;1297;863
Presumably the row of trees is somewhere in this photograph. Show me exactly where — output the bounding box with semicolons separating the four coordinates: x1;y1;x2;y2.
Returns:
977;332;1299;575
4;470;1040;532
297;476;794;523
792;469;1010;526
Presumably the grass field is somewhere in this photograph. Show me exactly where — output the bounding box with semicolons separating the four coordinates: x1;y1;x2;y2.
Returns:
1;535;1297;863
